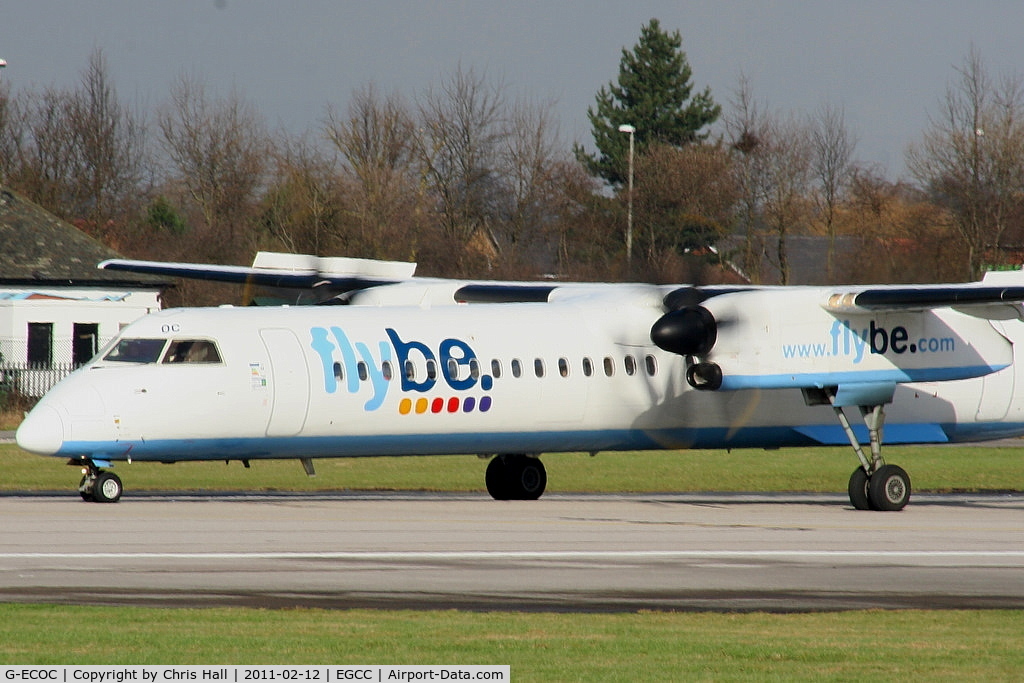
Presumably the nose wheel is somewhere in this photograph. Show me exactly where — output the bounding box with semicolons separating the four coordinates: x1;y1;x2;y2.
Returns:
78;462;123;503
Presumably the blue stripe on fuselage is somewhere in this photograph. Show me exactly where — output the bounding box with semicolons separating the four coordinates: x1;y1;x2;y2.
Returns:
47;421;1022;463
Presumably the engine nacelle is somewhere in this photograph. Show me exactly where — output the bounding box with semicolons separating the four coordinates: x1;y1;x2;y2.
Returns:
650;306;717;357
651;306;724;391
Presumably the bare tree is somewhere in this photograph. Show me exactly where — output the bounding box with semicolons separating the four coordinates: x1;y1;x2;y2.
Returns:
724;77;813;284
724;75;771;282
261;132;343;256
811;103;857;280
414;65;507;268
760;114;814;285
0;79;22;184
66;49;148;240
634;142;737;280
3;50;146;241
545;158;620;279
157;74;267;261
325;84;422;258
847;168;962;283
494;96;566;269
12;86;79;214
907;46;1024;278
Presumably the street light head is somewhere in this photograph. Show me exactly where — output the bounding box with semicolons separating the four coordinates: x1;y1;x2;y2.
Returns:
618;124;635;134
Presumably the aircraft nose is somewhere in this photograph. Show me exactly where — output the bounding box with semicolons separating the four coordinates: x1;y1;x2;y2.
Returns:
16;405;65;455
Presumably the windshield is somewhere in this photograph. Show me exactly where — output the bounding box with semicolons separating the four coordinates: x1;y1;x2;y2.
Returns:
162;339;222;364
103;338;168;364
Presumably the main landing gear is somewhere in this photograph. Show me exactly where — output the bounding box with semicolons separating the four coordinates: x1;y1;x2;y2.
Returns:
485;454;547;500
76;460;123;503
828;395;911;511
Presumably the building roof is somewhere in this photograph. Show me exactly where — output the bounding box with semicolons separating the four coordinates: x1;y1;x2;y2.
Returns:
0;187;168;287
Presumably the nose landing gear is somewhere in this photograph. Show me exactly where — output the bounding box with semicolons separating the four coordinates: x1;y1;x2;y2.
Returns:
76;460;123;503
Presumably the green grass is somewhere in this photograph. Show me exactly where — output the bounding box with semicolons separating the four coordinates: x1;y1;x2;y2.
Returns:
0;605;1022;679
3;442;1023;494
0;410;23;431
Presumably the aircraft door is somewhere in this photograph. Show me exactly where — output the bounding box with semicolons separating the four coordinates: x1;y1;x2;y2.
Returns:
260;328;310;436
976;321;1015;422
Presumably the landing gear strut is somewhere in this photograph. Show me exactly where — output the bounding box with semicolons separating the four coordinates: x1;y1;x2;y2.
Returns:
485;454;547;500
829;394;911;511
77;460;123;503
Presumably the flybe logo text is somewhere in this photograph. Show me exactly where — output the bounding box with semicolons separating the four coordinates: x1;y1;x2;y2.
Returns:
309;326;491;412
782;320;956;363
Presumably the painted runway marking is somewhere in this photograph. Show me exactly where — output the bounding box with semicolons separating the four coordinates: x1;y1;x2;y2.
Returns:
3;550;1024;560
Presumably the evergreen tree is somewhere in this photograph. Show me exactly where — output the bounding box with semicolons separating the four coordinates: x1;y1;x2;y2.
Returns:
578;19;720;185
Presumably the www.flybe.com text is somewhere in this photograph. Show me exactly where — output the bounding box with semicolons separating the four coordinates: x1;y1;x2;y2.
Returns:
782;320;956;363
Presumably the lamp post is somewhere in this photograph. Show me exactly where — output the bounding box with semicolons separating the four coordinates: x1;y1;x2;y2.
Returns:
618;124;635;265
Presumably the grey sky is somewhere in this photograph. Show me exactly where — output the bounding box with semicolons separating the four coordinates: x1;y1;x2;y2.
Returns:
2;1;1023;176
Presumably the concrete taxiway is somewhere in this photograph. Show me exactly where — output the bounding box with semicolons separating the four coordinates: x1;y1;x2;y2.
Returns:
0;491;1022;612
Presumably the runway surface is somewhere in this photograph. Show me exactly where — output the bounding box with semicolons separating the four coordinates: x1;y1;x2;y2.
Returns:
1;491;1023;612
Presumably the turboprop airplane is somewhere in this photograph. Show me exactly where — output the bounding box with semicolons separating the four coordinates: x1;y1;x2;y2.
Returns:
15;251;1024;509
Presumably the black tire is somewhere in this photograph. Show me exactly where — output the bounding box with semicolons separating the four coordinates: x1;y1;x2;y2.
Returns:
506;455;547;501
848;467;871;510
867;464;911;512
485;456;511;500
92;471;123;503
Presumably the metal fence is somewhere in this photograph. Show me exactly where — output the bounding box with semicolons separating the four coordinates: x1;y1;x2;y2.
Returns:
1;336;86;398
0;362;76;398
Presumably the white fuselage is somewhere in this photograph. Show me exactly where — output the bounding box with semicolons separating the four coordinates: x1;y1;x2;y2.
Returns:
16;282;1024;464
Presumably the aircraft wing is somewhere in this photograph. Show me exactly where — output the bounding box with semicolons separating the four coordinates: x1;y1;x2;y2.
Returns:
822;269;1024;314
99;252;417;294
825;284;1024;313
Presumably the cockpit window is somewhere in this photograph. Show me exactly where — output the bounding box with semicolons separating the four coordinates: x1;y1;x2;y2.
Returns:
162;339;222;364
103;338;168;364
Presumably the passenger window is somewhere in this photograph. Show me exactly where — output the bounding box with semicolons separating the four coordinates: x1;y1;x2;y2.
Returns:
357;361;368;381
427;359;438;380
447;358;460;381
511;359;523;378
624;355;637;376
334;362;344;382
645;355;658;376
582;357;593;377
603;357;615;377
558;358;569;377
382;361;393;381
491;359;502;379
469;358;480;380
405;360;416;381
535;358;545;378
162;339;221;364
